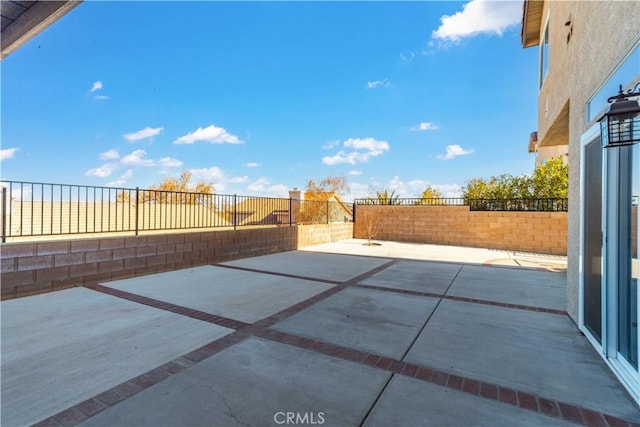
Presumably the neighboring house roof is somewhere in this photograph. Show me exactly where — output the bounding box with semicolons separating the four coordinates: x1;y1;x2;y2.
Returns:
521;0;544;48
230;198;291;226
1;1;82;59
228;193;353;226
528;131;538;153
303;191;353;217
303;191;336;201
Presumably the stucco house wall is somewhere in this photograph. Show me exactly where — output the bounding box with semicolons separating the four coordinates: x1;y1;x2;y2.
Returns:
527;0;640;322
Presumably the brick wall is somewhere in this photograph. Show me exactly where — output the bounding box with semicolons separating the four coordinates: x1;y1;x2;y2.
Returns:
353;205;567;255
297;223;353;247
1;223;354;300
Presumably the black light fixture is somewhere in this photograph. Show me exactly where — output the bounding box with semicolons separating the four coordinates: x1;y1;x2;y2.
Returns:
600;83;640;148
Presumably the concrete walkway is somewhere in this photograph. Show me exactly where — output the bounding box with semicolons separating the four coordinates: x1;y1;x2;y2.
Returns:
2;239;638;427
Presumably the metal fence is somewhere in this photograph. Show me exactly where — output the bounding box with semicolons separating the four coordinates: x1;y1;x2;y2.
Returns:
354;198;466;206
0;180;353;241
354;197;568;211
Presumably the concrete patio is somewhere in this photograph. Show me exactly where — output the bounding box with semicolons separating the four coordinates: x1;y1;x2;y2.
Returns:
2;239;638;426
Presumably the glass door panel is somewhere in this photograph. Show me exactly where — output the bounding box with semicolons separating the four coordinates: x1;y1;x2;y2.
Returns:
584;138;603;342
618;143;638;368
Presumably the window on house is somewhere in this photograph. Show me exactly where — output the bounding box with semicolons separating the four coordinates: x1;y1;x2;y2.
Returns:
540;24;550;88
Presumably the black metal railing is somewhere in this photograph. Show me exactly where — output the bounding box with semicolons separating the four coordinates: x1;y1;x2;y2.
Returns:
466;198;568;212
0;180;352;241
354;197;568;211
354;197;466;206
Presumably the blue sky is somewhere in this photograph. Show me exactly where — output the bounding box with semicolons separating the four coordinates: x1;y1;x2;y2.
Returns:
1;0;539;199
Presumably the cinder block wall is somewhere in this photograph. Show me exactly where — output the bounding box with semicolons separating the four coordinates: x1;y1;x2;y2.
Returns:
1;228;295;299
1;223;354;300
353;205;567;255
297;223;353;247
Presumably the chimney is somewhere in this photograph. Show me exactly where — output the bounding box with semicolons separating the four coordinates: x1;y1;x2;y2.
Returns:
288;188;301;225
289;187;301;201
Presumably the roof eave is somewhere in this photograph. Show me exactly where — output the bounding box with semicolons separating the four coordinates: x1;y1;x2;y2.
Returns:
521;0;543;48
1;1;83;60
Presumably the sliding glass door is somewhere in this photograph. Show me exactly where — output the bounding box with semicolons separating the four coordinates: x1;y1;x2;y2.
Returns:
615;143;639;369
583;137;603;343
581;124;639;400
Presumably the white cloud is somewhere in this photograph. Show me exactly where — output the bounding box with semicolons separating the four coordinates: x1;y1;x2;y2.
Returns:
174;124;242;145
120;149;182;167
107;170;133;187
247;177;271;192
348;182;373;200
121;149;155;166
99;149;120;160
432;0;522;43
366;79;391;89
438;144;475;160
435;183;463;198
244;162;260;168
347;170;362;176
400;51;416;63
389;177;463;197
158;157;183;167
188;166;248;192
123;126;163;142
322;140;340;150
265;184;289;197
344;138;389;152
189;166;226;182
90;81;103;92
387;176;426;195
411;122;439;131
93;95;109;101
0;147;18;161
245;177;288;197
356;176;463;198
85;163;117;178
322;137;390;165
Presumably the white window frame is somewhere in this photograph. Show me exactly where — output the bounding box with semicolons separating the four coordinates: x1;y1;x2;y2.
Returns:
539;12;550;89
579;123;604;351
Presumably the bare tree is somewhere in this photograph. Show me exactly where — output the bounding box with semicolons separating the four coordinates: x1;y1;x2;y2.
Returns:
300;175;349;224
306;175;349;197
361;209;380;246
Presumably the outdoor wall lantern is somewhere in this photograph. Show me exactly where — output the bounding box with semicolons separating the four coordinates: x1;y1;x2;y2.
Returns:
600;83;640;148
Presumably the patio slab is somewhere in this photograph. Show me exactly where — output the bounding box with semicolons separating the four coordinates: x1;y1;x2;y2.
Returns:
0;287;231;427
448;265;567;310
404;299;640;421
272;286;439;359
302;239;568;271
223;250;391;282
363;375;572;427
359;260;461;294
104;265;334;323
78;337;392;427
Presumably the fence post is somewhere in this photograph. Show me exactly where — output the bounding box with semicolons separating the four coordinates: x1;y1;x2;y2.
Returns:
135;187;139;236
289;198;292;226
352;202;356;223
233;194;237;230
1;186;6;243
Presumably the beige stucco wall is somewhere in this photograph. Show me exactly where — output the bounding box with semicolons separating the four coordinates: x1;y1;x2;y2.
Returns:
534;1;640;322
